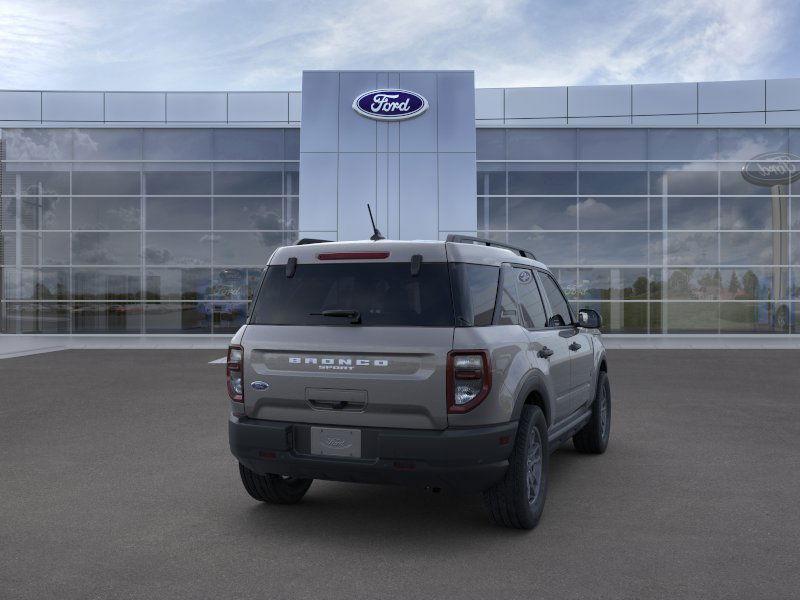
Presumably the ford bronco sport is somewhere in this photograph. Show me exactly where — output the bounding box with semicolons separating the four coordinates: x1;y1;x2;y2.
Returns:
228;235;610;529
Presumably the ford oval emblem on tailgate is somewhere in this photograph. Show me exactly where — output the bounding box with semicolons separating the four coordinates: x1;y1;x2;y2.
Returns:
250;381;269;390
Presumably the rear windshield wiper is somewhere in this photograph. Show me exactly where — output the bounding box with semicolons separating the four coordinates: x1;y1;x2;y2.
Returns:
310;309;362;325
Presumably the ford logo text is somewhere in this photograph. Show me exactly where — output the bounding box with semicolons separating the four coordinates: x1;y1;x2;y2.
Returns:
741;152;800;187
353;89;428;121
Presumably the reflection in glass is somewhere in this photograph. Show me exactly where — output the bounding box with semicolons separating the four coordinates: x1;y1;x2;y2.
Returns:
212;268;263;301
212;232;284;266
145;232;212;266
213;302;249;333
72;171;140;195
145;197;211;230
579;301;647;333
72;303;143;333
72;268;141;301
664;302;719;333
666;232;718;265
213;197;283;230
648;129;717;161
578;197;646;230
476;129;505;160
508;169;576;195
578;129;646;160
72;232;140;265
720;232;776;265
8;170;70;196
719;302;778;333
507;232;577;265
213;129;284;160
509;197;576;230
666;268;720;300
507;129;575;160
577;268;649;300
579;233;649;265
579;171;647;195
7;268;69;300
477;197;506;230
20;196;69;229
72;197;140;230
719;267;786;301
477;166;506;195
721;197;787;230
144;303;211;333
144;171;211;195
73;129;141;160
143;129;213;160
213;169;282;195
2;302;70;333
668;197;718;230
19;232;70;265
145;268;212;301
650;169;717;195
4;129;73;160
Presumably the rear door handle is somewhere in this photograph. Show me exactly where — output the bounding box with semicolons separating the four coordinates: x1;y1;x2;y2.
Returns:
569;342;582;351
538;346;554;359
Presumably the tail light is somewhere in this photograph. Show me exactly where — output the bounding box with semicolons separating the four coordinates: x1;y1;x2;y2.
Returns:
227;344;244;402
447;350;491;413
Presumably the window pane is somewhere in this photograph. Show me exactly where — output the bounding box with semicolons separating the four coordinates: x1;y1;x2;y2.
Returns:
213;197;284;230
719;267;785;301
514;268;547;328
213;303;248;333
664;302;719;333
666;232;718;265
507;232;577;265
2;302;70;333
648;129;717;161
579;233;649;265
4;129;72;160
476;129;505;160
1;197;16;227
73;303;142;333
477;197;506;230
73;129;141;160
650;169;717;195
214;129;283;160
146;268;212;301
720;232;777;265
580;301;648;334
144;171;211;195
143;130;213;160
509;197;576;230
579;171;647;195
719;302;779;333
213;169;283;195
144;303;212;333
212;232;283;265
721;197;786;230
666;268;720;300
145;232;212;265
720;168;774;195
212;267;263;301
550;268;578;300
578;129;646;160
668;197;718;230
507;129;576;160
72;171;140;195
284;163;299;196
577;268;649;300
20;196;69;230
477;165;506;195
145;197;211;230
450;263;499;326
285;129;300;159
72;232;140;265
508;169;576;195
72;268;141;300
9;170;70;195
718;129;788;160
578;197;647;230
7;268;69;300
19;232;70;265
539;272;571;326
72;197;140;230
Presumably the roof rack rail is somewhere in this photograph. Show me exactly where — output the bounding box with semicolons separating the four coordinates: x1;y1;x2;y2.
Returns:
445;234;536;260
296;238;333;245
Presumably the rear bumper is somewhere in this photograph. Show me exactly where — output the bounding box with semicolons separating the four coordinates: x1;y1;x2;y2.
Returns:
229;415;518;493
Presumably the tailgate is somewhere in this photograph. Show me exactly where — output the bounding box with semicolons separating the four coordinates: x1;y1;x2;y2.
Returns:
242;325;454;430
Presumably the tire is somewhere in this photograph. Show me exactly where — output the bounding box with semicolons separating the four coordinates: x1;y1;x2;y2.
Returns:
483;405;549;530
573;371;611;454
238;463;312;504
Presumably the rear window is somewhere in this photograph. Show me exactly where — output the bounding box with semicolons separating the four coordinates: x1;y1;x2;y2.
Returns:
250;262;454;326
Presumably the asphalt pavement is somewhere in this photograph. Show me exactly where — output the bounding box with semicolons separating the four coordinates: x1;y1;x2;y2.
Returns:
1;349;799;599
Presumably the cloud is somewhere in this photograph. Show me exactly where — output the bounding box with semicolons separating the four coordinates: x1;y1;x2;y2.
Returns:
0;0;795;90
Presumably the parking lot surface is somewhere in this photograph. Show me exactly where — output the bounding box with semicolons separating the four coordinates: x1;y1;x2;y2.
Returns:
1;349;799;599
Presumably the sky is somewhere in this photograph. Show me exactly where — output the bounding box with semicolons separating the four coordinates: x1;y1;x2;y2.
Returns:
0;0;798;91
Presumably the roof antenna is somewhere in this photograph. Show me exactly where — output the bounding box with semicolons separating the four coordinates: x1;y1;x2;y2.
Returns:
367;204;385;241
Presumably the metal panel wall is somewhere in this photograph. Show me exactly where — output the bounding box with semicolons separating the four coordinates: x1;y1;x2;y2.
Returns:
299;70;477;242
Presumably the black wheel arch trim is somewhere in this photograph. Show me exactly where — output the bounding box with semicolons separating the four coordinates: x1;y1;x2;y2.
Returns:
510;369;554;427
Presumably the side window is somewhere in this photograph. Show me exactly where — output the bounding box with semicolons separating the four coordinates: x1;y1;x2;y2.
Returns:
514;268;547;329
539;272;572;327
496;265;519;325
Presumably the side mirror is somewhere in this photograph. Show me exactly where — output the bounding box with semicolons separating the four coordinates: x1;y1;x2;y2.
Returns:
578;308;602;329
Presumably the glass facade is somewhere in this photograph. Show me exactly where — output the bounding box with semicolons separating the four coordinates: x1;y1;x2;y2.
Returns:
477;128;800;335
0;128;299;334
1;125;799;335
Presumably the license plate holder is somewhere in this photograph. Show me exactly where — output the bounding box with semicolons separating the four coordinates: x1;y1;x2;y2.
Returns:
310;427;362;458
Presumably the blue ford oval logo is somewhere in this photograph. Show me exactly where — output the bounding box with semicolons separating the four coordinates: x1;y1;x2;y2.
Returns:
352;89;428;121
742;152;800;187
250;381;269;390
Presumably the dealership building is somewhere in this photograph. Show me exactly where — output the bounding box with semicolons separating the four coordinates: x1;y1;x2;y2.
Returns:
1;70;799;339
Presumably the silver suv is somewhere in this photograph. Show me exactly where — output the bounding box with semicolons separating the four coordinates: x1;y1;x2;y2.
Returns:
228;235;610;529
